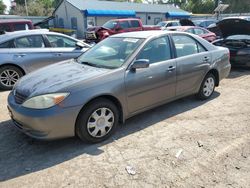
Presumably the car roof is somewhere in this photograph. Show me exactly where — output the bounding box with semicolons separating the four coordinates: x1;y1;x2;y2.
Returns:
110;18;140;21
0;29;78;43
0;19;32;23
111;30;184;39
159;20;179;23
193;19;216;22
167;26;194;30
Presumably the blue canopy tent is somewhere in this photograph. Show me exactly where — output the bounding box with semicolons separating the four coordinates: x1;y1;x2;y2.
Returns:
166;12;191;19
84;9;136;17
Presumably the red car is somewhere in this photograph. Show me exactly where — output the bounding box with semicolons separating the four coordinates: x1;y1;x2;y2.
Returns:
0;19;33;33
167;26;216;42
85;18;160;43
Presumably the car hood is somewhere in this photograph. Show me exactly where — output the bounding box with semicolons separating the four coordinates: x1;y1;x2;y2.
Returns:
87;26;102;32
87;26;111;32
217;18;250;38
15;59;110;98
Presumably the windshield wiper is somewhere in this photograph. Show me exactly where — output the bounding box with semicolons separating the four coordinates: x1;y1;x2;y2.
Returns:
81;61;98;67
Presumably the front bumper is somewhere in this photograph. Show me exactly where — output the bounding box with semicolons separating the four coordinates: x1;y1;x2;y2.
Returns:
85;32;101;43
7;92;83;140
230;56;250;67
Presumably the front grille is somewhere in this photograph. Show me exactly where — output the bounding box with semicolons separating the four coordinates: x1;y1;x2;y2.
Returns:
14;91;28;104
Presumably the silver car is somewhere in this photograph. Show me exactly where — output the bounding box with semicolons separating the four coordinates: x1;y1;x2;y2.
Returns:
7;31;231;143
0;29;90;90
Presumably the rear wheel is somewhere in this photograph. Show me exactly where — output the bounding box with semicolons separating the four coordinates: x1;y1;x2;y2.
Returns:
76;98;119;143
0;66;23;90
197;73;216;100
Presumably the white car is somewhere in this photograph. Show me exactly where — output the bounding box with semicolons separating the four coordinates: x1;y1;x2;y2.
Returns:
0;29;90;90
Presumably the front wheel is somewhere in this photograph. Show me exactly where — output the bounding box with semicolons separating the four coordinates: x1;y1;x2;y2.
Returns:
197;73;216;100
0;66;23;90
76;98;119;143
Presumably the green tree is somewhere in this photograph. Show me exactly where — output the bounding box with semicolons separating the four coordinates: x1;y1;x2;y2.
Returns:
0;0;6;14
10;0;58;16
181;0;215;14
222;0;250;13
103;0;142;2
52;0;62;7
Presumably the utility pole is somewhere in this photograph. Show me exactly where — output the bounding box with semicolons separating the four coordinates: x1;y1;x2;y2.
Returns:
24;0;28;16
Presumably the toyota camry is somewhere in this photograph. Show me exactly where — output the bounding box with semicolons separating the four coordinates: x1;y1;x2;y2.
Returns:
8;31;231;143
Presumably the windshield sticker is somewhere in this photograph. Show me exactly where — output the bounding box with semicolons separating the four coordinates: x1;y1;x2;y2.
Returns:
123;38;139;43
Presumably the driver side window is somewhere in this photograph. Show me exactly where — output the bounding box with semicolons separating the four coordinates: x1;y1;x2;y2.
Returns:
136;37;171;64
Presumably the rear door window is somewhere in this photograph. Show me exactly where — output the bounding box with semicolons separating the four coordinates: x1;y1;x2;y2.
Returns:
186;28;194;34
119;21;130;29
194;28;205;35
130;20;140;28
15;35;45;48
172;35;206;57
172;22;179;26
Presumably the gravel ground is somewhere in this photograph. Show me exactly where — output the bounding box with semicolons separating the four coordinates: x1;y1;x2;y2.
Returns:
0;68;250;188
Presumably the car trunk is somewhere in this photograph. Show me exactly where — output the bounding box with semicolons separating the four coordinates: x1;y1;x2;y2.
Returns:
217;18;250;38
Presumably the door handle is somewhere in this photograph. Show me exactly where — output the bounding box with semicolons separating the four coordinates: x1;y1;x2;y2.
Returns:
55;53;62;56
203;56;210;62
14;54;26;58
167;66;176;72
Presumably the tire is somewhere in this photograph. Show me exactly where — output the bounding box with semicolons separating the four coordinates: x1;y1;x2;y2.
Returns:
76;98;119;143
0;65;23;90
197;73;216;100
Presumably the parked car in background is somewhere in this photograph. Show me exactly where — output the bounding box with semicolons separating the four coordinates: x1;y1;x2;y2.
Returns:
212;18;250;67
157;19;195;30
156;20;181;29
8;31;231;142
85;18;160;43
0;29;90;90
167;26;217;42
0;19;33;33
193;19;217;28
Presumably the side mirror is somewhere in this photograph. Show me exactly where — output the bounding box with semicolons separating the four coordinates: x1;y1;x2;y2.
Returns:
131;59;150;70
76;41;85;49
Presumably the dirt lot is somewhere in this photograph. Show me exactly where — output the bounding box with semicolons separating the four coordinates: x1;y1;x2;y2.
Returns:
0;68;250;188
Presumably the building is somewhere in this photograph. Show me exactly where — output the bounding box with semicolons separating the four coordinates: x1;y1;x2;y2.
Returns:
53;0;190;38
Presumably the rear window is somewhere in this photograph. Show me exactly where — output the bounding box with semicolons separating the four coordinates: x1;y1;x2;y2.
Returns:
14;23;30;31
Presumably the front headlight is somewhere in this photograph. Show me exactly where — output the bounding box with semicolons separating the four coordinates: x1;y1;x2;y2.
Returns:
22;93;69;109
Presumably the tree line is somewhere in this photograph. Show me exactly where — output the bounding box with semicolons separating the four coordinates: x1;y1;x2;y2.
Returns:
0;0;250;16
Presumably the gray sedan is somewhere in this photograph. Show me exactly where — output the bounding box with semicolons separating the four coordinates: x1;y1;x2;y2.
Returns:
7;31;231;143
0;29;90;90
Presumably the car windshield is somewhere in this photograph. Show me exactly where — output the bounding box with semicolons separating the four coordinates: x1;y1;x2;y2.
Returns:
102;21;118;29
77;37;144;69
156;22;166;27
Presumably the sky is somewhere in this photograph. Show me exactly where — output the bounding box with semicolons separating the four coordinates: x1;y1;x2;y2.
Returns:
3;0;11;13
